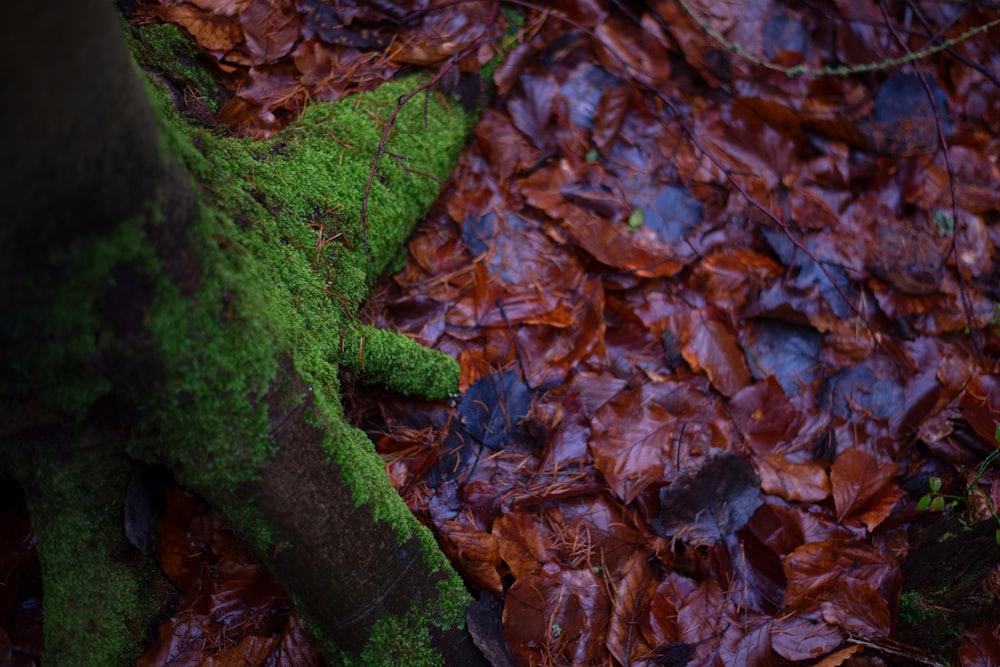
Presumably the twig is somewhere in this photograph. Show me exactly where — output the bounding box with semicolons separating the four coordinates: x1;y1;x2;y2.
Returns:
359;1;503;258
495;298;535;390
876;0;983;355
382;148;444;183
676;0;1000;78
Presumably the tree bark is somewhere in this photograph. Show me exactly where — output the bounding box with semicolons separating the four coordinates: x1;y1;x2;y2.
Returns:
0;3;486;665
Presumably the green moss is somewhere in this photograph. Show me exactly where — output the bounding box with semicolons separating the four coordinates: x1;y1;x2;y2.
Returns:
899;590;946;625
127;69;468;512
359;613;444;667
341;325;461;400
125;21;227;113
432;572;474;631
19;446;161;666
346;572;471;667
1;20;475;667
279;522;472;667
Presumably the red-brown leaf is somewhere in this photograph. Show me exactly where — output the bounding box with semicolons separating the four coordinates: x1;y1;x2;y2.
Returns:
592;85;629;155
681;307;752;398
606;552;656;665
757;453;830;503
830;446;898;524
730;377;803;455
783;539;900;615
503;569;610;666
591;382;733;504
957;623;1000;667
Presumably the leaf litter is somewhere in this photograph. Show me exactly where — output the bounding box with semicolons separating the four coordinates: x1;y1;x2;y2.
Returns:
349;0;1000;664
4;1;998;666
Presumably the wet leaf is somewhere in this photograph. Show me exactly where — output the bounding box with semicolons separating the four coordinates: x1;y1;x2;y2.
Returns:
730;377;803;455
606;552;656;665
770;614;844;662
591;382;733;504
819;576;892;637
757;453;830;503
783;539;900;629
653;450;762;545
503;569;610;666
139;488;304;665
459;369;534;452
240;0;299;64
957;623;1000;667
744;319;822;399
206;634;277;667
866;71;950;155
694;249;783;312
508;74;559;149
492;510;555;580
560;62;622;130
592;85;629;154
681;308;752;398
830;446;899;525
822;356;906;423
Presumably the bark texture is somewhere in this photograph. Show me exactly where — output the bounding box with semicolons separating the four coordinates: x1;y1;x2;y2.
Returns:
0;2;485;665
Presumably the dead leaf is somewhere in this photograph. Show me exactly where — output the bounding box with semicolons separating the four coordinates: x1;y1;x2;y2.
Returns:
653;450;762;545
830;446;899;525
681;307;752;398
757;453;830;503
606;552;656;665
503;569;610;666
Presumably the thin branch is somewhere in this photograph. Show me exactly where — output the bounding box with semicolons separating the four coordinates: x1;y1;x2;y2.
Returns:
359;2;503;258
877;0;983;355
676;0;1000;78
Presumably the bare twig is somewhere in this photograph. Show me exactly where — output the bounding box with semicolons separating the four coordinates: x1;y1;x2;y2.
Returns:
876;0;983;354
359;1;503;258
676;0;1000;78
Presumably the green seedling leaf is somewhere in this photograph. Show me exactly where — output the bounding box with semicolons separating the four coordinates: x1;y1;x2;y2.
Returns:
627;208;644;229
933;210;954;237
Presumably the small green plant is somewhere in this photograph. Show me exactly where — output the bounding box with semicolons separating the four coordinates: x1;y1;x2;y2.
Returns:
918;429;1000;544
916;475;955;513
627;208;645;229
988;303;1000;336
932;210;954;237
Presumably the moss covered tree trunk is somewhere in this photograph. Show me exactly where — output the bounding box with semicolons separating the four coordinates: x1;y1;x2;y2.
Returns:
0;3;486;666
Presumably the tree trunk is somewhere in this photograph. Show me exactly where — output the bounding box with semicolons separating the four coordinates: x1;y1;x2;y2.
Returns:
0;3;486;666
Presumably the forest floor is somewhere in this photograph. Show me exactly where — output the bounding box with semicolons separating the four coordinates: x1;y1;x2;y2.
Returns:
4;1;1000;666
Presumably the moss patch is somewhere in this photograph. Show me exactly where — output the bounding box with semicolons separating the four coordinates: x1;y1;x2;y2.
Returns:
348;571;472;667
126;22;228;114
341;325;460;400
129;67;471;509
132;53;475;663
19;445;161;666
3;30;474;665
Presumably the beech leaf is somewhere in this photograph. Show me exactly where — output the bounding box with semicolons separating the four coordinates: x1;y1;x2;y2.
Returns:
830;447;899;524
681;308;752;397
653;450;762;545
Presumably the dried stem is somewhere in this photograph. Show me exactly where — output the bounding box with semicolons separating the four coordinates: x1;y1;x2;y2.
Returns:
359;1;503;257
